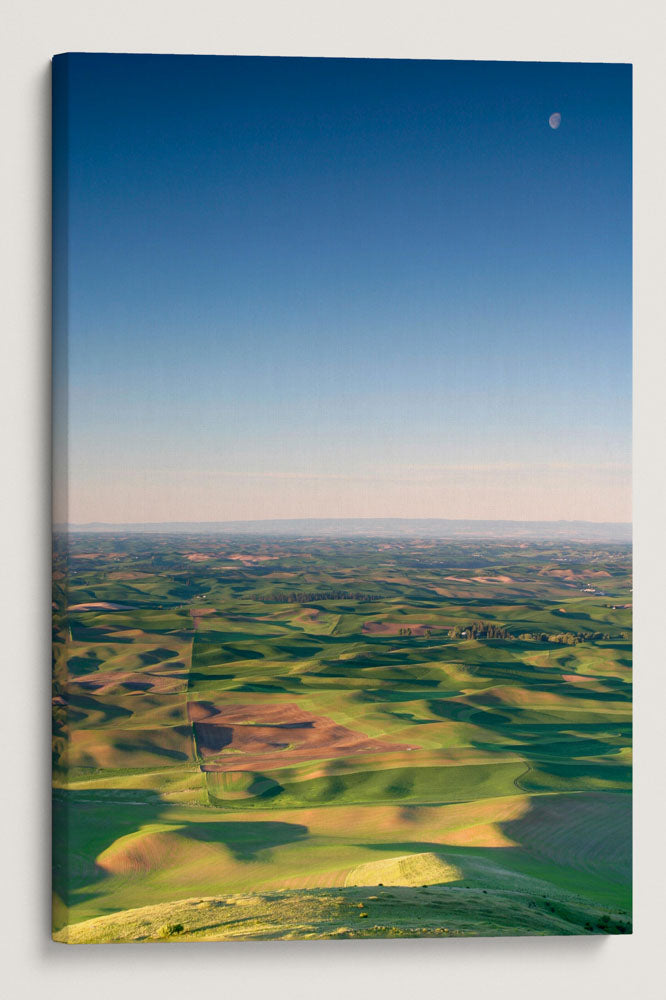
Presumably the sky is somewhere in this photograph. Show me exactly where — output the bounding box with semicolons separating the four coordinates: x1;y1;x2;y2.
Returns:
53;55;632;524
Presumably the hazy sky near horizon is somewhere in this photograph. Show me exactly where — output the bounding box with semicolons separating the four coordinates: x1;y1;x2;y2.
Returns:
54;55;631;524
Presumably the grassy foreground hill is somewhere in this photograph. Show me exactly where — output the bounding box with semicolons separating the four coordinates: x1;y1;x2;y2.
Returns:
54;884;631;943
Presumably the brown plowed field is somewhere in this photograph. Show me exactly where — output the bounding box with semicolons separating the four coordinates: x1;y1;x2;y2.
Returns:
189;700;409;767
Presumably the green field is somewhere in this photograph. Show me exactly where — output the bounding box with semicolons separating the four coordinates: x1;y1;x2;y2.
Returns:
52;533;632;940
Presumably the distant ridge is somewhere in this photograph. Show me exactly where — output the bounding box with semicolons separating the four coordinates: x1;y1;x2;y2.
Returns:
60;518;631;542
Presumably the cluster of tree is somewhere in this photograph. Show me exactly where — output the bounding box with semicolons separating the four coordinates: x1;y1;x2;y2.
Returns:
517;630;630;644
449;622;511;640
265;590;382;604
397;627;431;637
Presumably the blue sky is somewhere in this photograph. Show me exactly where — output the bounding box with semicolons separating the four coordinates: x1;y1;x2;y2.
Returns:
53;55;631;523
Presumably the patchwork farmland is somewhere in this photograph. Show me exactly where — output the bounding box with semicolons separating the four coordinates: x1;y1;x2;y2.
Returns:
52;533;632;941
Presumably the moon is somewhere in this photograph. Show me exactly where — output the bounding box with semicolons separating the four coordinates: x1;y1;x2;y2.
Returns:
549;112;562;129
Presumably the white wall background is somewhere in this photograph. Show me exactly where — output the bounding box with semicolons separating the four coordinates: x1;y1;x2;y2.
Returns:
1;2;664;997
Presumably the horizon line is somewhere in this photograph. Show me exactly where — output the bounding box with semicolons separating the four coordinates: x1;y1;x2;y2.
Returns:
57;516;632;539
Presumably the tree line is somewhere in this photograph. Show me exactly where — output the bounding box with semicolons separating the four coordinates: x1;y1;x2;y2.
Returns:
265;590;382;604
515;630;630;644
395;622;630;643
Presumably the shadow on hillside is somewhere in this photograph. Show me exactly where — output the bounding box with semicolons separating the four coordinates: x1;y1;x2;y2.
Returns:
349;790;632;911
52;787;309;907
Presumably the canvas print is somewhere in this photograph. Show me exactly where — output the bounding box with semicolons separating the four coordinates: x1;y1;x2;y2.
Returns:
52;54;632;942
